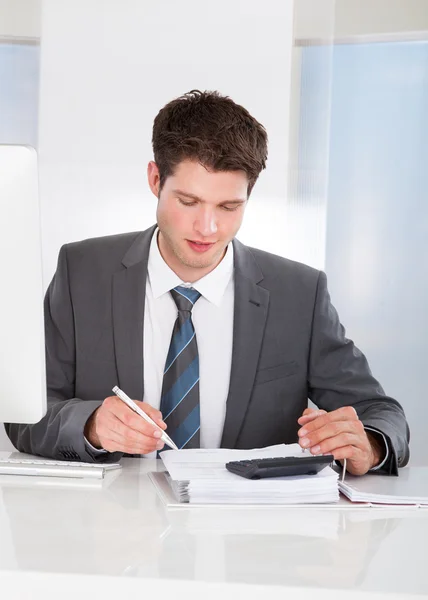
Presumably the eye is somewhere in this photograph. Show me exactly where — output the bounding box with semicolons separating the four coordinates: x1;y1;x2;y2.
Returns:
221;205;240;212
178;198;196;207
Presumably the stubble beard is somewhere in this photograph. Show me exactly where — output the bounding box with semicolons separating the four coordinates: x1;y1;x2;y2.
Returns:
171;240;223;270
161;229;224;271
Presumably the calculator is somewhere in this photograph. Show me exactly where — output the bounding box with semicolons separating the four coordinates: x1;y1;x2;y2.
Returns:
225;455;334;479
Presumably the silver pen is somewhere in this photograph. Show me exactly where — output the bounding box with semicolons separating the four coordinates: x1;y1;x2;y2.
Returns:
112;386;178;451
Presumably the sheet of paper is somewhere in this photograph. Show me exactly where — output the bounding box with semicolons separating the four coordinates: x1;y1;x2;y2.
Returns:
160;443;304;480
339;466;428;506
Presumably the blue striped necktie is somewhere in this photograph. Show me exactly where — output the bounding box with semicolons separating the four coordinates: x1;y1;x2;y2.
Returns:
160;286;201;449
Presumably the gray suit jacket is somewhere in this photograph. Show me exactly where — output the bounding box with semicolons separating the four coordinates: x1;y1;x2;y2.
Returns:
6;226;409;472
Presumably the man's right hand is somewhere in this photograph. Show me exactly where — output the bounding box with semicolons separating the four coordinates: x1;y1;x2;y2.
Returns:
84;396;167;454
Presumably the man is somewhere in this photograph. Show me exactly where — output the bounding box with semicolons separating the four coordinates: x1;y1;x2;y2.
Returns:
6;90;409;475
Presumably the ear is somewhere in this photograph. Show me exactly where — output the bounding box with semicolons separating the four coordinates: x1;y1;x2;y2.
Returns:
147;161;161;197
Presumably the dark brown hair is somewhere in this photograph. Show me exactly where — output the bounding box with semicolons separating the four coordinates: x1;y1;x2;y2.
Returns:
152;90;268;195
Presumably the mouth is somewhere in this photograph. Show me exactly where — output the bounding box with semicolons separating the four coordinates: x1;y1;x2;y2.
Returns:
186;240;216;253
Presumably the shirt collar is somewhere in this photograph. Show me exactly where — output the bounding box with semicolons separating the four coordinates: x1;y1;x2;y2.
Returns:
148;228;234;307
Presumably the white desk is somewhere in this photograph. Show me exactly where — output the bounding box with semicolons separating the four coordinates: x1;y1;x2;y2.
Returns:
0;454;427;599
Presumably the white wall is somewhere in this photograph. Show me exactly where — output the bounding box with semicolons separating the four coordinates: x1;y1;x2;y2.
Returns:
334;0;428;39
2;0;427;42
294;0;428;41
0;0;41;38
38;0;294;285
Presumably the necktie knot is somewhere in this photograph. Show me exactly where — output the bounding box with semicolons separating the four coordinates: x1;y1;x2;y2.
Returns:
170;286;201;313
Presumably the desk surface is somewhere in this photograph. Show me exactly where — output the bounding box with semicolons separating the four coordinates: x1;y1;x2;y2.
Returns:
0;454;427;598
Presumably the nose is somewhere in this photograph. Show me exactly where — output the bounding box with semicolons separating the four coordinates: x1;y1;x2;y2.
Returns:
194;206;217;237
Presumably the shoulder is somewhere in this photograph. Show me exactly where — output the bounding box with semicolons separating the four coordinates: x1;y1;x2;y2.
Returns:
242;243;322;287
64;231;142;259
237;243;329;313
56;231;144;280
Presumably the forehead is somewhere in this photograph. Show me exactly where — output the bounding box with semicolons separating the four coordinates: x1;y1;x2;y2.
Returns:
164;160;248;202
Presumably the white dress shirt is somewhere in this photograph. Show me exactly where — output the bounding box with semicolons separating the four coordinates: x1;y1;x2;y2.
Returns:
143;229;234;452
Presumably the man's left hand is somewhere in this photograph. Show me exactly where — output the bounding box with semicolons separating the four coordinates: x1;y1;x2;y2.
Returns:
297;407;384;475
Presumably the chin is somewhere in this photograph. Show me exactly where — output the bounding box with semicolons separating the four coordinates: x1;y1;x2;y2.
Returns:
176;243;225;271
182;256;214;270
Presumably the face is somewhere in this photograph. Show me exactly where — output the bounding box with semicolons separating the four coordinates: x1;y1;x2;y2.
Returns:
148;159;248;282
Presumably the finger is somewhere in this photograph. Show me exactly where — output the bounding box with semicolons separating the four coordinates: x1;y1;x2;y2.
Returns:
102;436;164;454
332;447;373;475
299;418;365;448
101;423;164;454
105;413;163;447
105;397;164;437
330;445;361;462
308;432;362;456
135;401;167;430
297;409;327;425
298;406;359;436
95;411;162;454
300;407;317;418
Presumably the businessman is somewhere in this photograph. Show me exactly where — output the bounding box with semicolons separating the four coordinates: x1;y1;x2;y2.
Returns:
6;90;409;475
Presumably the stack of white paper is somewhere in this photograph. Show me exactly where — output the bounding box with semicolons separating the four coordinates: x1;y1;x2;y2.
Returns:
160;444;339;505
339;467;428;506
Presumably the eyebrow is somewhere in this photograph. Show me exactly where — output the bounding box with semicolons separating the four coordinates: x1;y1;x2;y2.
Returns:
173;189;246;205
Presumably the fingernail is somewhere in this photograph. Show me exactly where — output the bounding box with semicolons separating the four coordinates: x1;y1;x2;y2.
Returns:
311;445;321;454
301;438;310;448
299;428;308;437
156;441;164;450
153;430;162;438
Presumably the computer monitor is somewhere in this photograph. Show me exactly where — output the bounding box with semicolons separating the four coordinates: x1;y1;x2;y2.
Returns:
0;145;46;423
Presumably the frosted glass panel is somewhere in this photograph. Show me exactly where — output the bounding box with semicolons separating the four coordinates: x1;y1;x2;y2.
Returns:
287;43;333;269
322;41;428;465
0;43;40;146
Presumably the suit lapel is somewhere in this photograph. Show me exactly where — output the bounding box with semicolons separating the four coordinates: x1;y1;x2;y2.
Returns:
112;226;156;401
112;228;269;445
220;240;269;448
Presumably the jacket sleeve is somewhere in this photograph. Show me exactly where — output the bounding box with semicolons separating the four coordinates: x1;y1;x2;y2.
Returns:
4;244;122;464
308;271;410;475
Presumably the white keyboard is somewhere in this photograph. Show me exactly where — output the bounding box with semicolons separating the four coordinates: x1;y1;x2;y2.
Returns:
0;458;122;479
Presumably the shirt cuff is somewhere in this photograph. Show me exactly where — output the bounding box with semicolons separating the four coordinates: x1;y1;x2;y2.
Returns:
365;426;389;471
84;436;108;455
